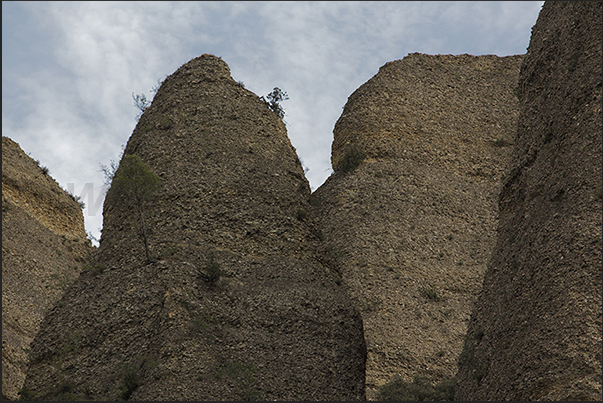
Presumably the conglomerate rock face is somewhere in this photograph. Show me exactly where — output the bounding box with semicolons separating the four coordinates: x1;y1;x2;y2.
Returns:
2;136;91;400
22;54;366;401
455;2;602;400
312;53;522;399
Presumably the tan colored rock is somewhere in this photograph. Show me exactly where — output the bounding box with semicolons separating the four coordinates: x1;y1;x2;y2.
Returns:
455;2;602;400
22;54;366;401
313;53;522;399
2;136;91;400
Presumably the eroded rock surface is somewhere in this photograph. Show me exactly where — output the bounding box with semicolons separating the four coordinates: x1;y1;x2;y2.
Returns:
22;55;366;401
2;136;91;400
455;2;602;400
313;53;522;399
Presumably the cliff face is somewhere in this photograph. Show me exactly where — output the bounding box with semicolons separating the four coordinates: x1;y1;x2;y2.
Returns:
22;55;366;401
312;53;522;399
455;2;602;400
2;137;91;400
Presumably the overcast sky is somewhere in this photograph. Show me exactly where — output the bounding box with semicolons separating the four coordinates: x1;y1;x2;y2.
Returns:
2;1;544;245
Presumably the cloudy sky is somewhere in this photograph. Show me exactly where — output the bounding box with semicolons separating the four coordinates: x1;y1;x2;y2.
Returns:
2;1;544;245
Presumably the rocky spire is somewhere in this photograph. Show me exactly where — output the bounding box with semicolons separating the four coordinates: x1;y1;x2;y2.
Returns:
22;54;366;401
313;53;522;399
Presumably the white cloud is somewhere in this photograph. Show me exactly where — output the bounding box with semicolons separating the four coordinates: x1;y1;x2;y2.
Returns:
2;1;544;243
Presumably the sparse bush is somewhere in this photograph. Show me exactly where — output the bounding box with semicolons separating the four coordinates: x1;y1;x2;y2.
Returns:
492;137;512;147
35;160;50;175
132;92;151;121
419;284;444;302
66;190;85;209
338;145;365;173
203;253;223;283
158;117;173;130
109;154;161;264
296;208;308;221
376;374;455;401
99;145;126;188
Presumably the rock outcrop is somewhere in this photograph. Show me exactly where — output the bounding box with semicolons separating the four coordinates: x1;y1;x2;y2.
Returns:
22;55;366;401
455;2;602;400
312;53;523;399
2;136;91;400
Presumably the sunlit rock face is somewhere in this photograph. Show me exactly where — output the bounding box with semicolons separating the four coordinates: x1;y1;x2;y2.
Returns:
313;52;522;399
2;136;91;400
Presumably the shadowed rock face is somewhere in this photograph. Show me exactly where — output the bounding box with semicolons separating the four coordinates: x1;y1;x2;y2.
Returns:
313;53;522;399
455;2;602;401
22;54;366;401
2;136;91;400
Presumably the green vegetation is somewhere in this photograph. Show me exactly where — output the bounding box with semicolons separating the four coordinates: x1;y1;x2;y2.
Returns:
109;154;161;264
419;284;445;302
202;253;223;283
325;243;348;263
260;87;289;119
82;264;106;276
376;374;456;401
492;137;512;147
296;208;308;221
34;159;50;175
338;145;365;173
158;117;173;130
66;190;86;210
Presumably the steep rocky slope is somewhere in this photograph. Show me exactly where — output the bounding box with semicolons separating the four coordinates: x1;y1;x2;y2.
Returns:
455;2;602;400
22;54;366;401
2;136;91;400
312;53;522;399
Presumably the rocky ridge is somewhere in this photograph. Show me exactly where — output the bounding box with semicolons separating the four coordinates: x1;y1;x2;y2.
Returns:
21;54;366;401
313;53;522;399
455;2;602;400
2;137;91;400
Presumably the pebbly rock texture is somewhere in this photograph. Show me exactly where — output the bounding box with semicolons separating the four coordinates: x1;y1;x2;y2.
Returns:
455;2;602;401
2;136;91;400
312;53;523;399
22;54;366;401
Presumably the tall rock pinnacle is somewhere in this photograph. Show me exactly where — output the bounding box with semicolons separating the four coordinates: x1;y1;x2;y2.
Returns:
22;54;366;401
313;53;522;399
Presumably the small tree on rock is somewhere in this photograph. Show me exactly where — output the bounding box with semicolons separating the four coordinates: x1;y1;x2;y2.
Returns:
260;87;289;119
110;154;161;264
